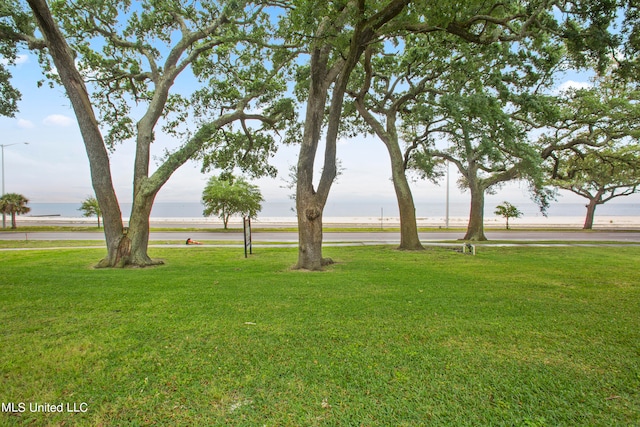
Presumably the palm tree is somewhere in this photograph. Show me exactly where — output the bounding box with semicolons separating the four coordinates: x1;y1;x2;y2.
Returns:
0;193;31;229
79;196;102;228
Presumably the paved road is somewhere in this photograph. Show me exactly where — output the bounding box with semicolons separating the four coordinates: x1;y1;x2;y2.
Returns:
2;230;640;243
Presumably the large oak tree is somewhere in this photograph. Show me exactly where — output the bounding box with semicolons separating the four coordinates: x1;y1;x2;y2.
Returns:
286;0;409;270
289;0;583;267
4;0;293;266
542;76;640;229
346;0;624;244
348;24;560;245
288;0;625;266
404;38;560;241
552;145;640;229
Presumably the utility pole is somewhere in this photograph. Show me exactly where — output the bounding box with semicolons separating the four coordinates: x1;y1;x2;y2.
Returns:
445;160;450;229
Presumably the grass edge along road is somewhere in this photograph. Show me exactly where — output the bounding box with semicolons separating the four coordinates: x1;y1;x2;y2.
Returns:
1;246;638;426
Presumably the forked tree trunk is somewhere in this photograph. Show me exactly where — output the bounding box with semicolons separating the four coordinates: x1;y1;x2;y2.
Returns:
295;67;336;270
127;196;162;266
96;194;163;267
294;0;409;270
294;22;340;270
463;182;487;241
29;0;264;268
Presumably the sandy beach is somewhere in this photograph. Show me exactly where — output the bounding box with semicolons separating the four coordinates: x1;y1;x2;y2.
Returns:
16;214;640;229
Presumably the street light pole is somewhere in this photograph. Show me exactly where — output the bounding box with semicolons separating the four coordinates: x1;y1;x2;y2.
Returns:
445;159;450;229
1;142;29;228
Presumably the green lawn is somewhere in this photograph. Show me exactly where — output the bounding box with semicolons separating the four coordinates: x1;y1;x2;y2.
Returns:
1;246;638;426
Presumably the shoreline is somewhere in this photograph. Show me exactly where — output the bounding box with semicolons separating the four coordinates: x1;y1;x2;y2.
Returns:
16;215;640;230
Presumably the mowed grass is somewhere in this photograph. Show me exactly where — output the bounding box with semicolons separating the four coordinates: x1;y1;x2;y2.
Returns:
0;246;638;426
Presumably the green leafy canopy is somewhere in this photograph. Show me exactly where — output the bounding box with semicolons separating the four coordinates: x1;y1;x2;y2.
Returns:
202;174;264;227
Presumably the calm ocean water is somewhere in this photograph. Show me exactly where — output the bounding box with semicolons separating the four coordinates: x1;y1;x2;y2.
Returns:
26;200;640;219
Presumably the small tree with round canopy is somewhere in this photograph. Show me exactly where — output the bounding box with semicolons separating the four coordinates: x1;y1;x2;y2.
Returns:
202;175;263;229
494;201;523;230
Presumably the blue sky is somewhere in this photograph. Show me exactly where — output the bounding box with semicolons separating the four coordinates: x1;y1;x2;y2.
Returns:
1;49;638;219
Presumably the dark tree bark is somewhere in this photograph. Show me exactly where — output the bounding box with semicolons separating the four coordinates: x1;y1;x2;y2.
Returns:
295;37;341;270
386;132;424;250
295;0;410;269
582;189;604;230
463;180;488;241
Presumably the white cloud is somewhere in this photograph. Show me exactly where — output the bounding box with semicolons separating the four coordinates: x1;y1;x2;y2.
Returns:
0;54;29;66
43;114;74;127
555;80;592;94
17;118;35;129
15;54;28;65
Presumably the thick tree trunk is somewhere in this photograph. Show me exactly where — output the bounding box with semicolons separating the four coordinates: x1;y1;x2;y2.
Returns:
463;183;487;241
97;194;163;268
295;81;333;269
583;198;599;230
388;145;423;250
294;30;337;270
127;199;162;266
296;200;328;271
396;183;423;250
